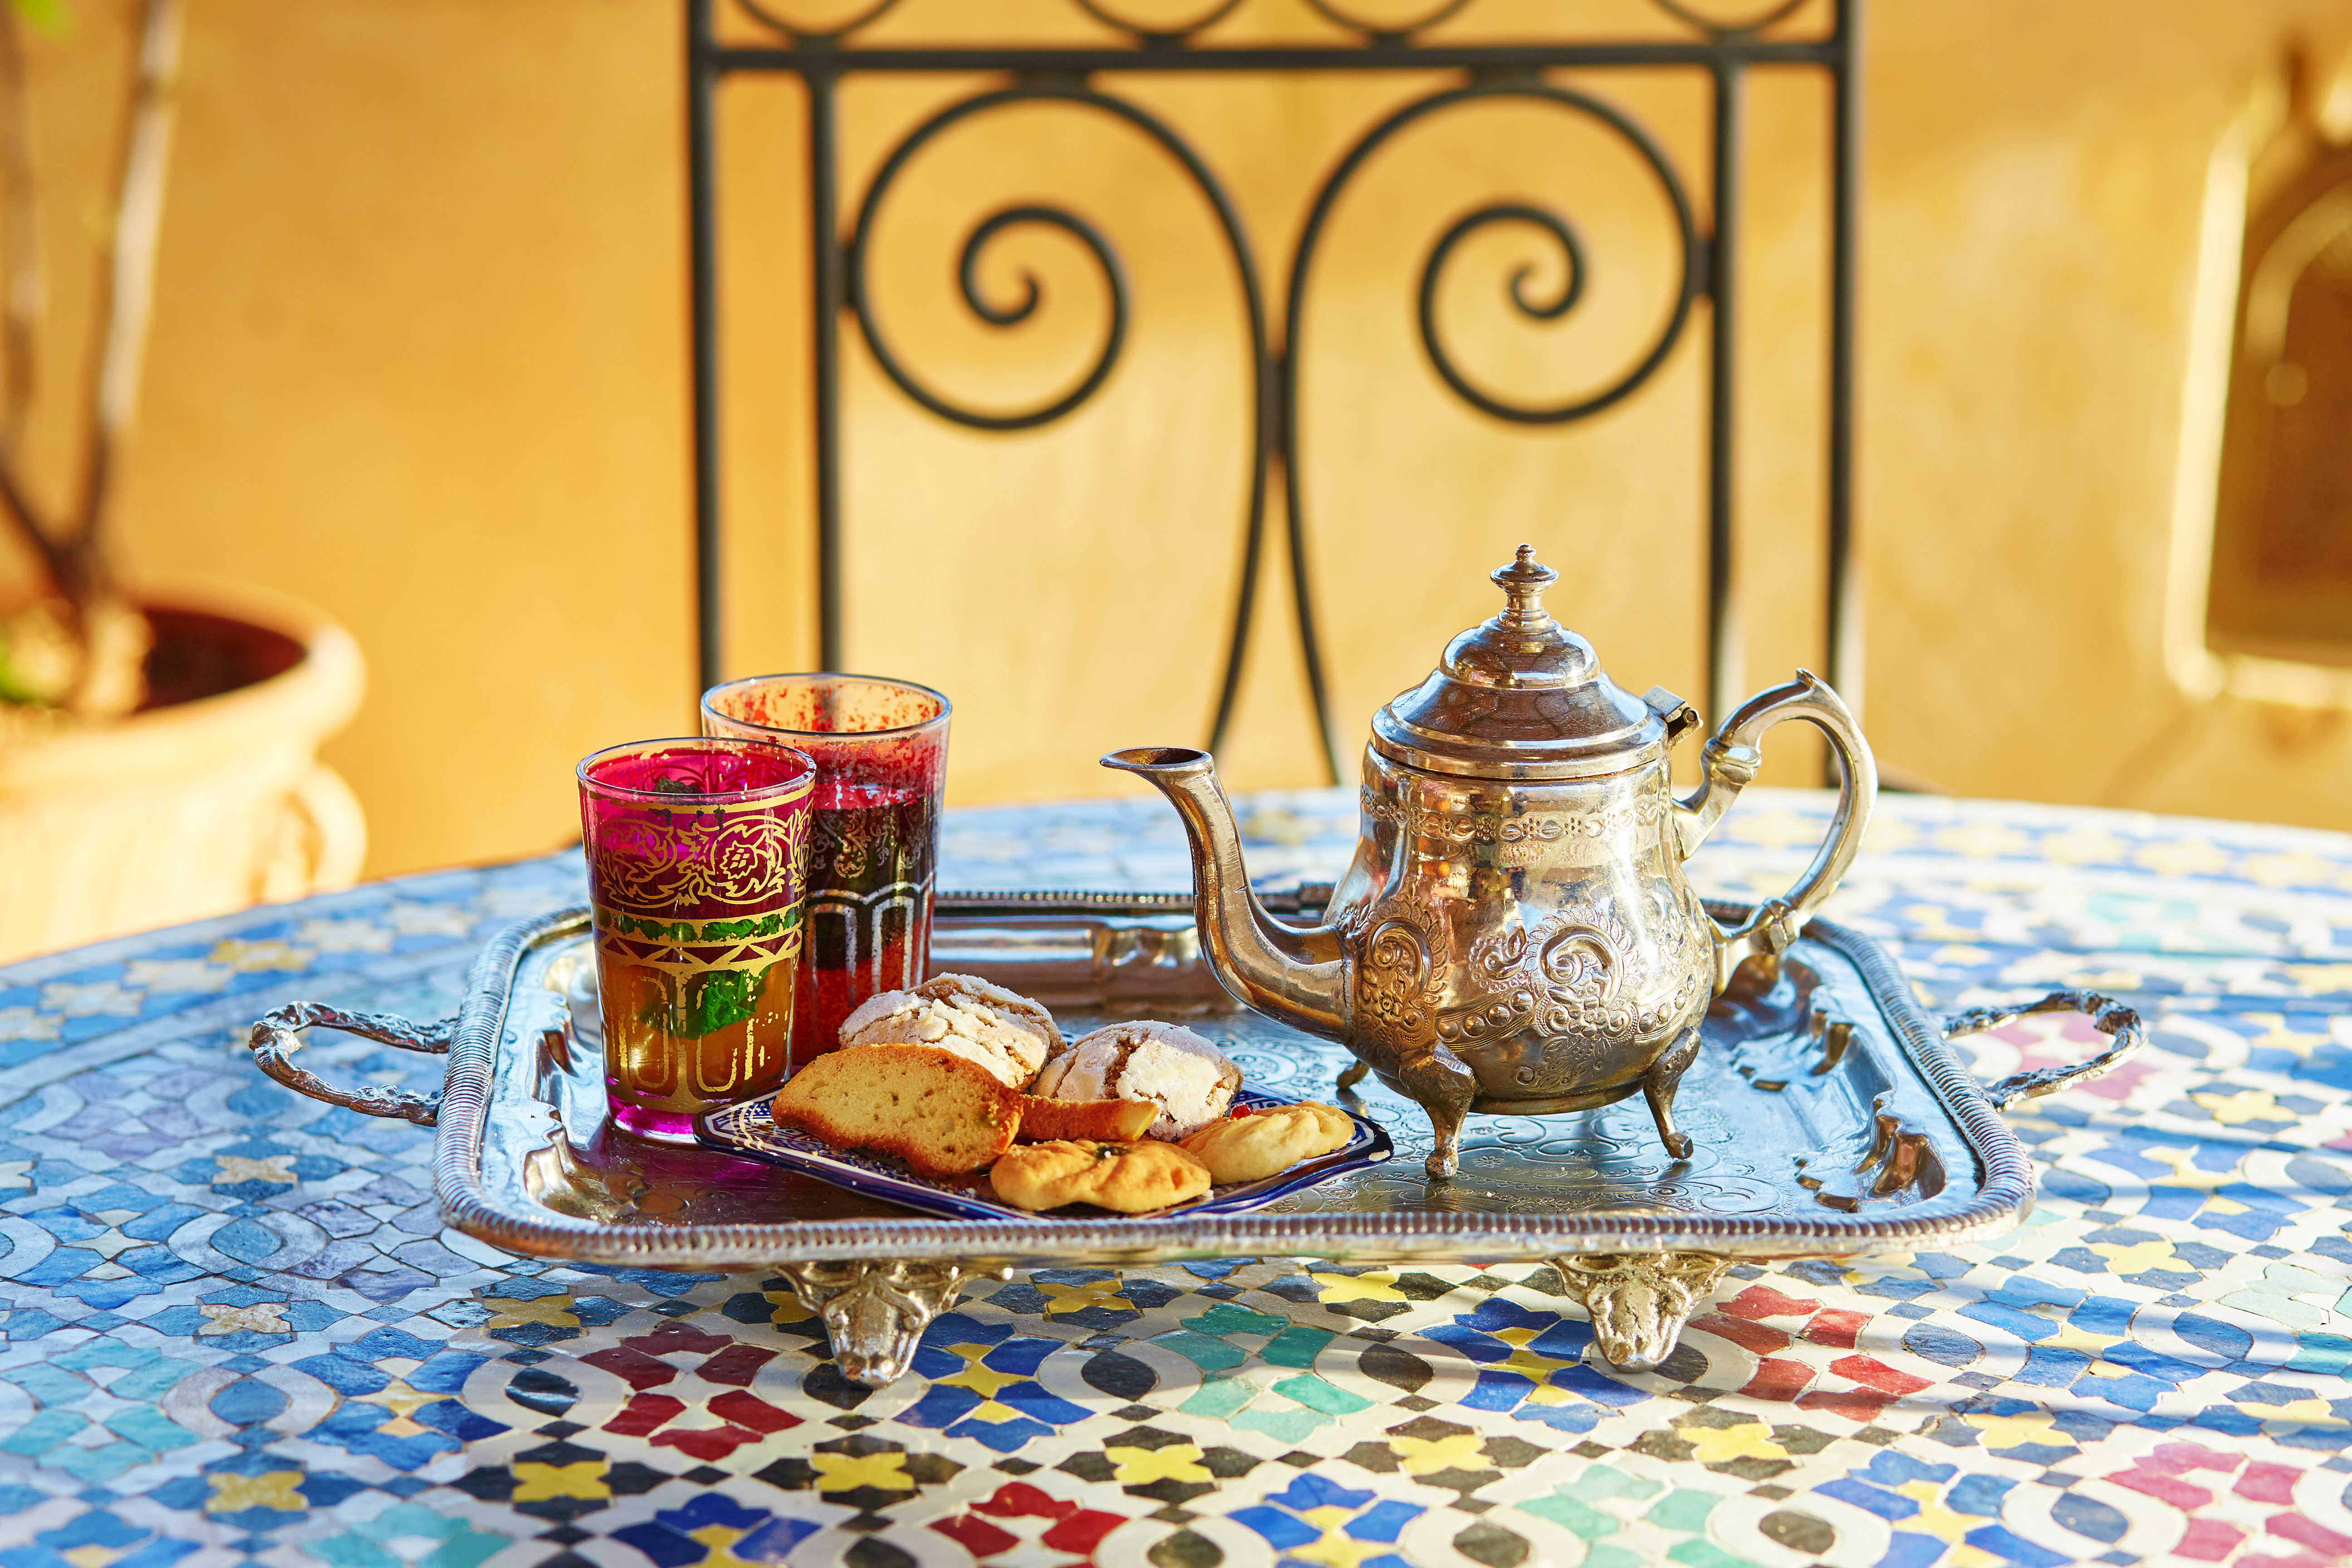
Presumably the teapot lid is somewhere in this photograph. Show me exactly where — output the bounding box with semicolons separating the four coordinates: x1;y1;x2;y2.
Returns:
1372;544;1679;780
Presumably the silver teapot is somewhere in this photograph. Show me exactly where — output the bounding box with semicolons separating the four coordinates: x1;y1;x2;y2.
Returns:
1106;544;1877;1178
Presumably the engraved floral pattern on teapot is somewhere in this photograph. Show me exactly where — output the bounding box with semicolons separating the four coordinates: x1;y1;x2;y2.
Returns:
1107;544;1878;1179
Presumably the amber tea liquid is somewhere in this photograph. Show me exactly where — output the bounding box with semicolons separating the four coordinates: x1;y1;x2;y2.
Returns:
597;951;795;1138
576;737;816;1144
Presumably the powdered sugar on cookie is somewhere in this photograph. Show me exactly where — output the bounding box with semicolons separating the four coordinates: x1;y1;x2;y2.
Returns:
840;973;1058;1089
1032;1020;1241;1139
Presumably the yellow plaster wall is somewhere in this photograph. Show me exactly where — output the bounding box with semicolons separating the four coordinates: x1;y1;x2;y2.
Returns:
5;0;2349;881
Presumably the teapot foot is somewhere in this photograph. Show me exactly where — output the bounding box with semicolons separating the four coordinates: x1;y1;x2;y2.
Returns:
1642;1026;1703;1161
1422;1093;1466;1177
1337;1060;1370;1092
1399;1054;1477;1180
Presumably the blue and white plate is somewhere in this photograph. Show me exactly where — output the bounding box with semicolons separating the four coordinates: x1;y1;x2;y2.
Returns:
696;1086;1392;1221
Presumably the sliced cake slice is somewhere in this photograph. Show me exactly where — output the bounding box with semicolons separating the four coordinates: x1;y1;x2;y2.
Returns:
769;1044;1020;1178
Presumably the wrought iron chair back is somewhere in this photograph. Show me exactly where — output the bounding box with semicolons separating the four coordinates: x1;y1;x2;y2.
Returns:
687;0;1862;783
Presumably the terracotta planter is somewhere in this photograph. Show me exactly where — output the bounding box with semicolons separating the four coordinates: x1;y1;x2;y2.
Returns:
0;579;366;963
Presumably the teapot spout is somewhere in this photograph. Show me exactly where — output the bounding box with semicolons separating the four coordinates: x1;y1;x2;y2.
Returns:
1101;747;1345;1039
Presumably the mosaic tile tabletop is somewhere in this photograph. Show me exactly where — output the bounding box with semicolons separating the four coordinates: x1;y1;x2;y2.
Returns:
5;788;2352;1568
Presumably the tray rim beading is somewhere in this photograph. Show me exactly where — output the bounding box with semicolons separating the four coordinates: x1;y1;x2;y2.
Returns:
429;906;2034;1268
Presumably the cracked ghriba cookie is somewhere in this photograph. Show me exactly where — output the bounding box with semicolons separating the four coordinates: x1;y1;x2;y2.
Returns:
1176;1102;1355;1184
1031;1020;1240;1139
987;1139;1213;1214
839;972;1058;1089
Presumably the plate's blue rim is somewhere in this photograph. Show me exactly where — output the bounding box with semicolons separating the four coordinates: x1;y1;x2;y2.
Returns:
695;1083;1393;1221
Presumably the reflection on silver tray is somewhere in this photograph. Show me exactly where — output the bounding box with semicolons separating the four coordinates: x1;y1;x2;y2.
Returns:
383;902;2038;1262
696;1085;1392;1222
253;897;2136;1381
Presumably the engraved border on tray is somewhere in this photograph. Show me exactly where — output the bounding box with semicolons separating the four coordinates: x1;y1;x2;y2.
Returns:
427;904;2034;1269
695;1086;1394;1221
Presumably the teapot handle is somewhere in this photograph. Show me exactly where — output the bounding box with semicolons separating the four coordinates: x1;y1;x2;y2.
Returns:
1675;669;1877;985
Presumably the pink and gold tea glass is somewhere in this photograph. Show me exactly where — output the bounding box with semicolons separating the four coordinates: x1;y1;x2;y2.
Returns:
700;674;950;1068
576;737;816;1142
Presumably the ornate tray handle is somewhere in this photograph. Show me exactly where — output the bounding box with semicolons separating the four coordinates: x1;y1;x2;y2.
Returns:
1942;990;2146;1112
247;1001;455;1128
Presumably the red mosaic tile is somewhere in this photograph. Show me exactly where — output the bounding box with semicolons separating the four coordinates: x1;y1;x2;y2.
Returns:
2174;1519;2247;1562
2145;1441;2244;1476
1825;1355;1930;1396
604;1391;688;1437
2267;1513;2352;1556
580;1345;681;1391
1802;1309;1868;1349
1690;1313;1792;1355
1739;1358;1815;1402
2113;1470;2214;1512
697;1344;778;1386
708;1389;799;1435
1793;1387;1900;1423
1717;1285;1822;1321
622;1323;735;1357
938;1483;1129;1563
649;1421;767;1461
2238;1461;2302;1504
934;1515;1022;1558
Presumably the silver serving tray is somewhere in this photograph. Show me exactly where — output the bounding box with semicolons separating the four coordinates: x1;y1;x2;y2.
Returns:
249;898;2139;1385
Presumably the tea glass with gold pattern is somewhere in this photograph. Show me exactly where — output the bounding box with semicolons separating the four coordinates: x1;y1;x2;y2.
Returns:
576;737;816;1141
700;673;950;1069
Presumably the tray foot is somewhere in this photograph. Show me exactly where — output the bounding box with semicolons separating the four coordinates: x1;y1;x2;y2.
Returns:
1548;1251;1731;1373
774;1259;1005;1387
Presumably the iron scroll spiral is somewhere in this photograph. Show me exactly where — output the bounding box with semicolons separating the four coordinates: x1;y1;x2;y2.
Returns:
1284;80;1699;417
843;81;1276;751
855;199;1129;433
1280;80;1701;778
1418;201;1668;425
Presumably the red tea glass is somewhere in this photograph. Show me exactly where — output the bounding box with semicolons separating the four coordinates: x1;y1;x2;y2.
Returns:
576;737;816;1142
700;673;950;1067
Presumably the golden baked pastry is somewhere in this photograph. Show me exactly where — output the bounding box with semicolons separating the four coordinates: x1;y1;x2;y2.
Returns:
1177;1102;1355;1184
1015;1096;1157;1144
769;1044;1019;1179
988;1139;1213;1213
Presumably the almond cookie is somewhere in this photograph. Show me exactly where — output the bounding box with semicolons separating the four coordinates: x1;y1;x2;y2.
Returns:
769;1044;1020;1178
839;973;1058;1089
988;1139;1213;1214
1031;1021;1241;1139
1015;1096;1157;1144
1178;1102;1356;1184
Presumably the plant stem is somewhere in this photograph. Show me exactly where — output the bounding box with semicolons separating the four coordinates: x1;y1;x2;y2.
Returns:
0;5;37;458
0;0;60;608
75;0;182;576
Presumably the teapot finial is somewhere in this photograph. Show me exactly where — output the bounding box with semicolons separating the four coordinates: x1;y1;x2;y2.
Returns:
1494;544;1558;632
